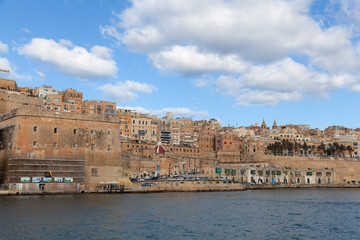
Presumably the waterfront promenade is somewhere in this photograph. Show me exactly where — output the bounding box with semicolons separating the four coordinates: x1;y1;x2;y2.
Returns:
1;180;360;195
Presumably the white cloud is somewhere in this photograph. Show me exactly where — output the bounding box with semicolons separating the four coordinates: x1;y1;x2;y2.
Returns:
235;90;304;106
216;58;357;105
100;25;122;41
193;76;214;88
99;80;156;102
0;57;32;81
18;38;117;79
21;27;31;34
91;45;113;59
0;41;9;53
151;107;209;118
35;69;46;78
103;0;360;105
117;106;209;118
149;45;248;75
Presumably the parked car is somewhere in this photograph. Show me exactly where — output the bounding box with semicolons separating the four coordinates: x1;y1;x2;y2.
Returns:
142;183;152;187
137;178;145;182
144;176;150;180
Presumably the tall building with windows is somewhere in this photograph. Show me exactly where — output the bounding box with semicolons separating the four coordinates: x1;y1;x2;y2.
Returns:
81;100;116;115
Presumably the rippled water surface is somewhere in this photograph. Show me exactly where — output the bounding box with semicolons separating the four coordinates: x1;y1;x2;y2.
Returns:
1;189;360;239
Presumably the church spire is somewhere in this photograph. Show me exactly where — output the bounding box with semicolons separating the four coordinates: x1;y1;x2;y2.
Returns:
261;118;267;129
272;120;277;129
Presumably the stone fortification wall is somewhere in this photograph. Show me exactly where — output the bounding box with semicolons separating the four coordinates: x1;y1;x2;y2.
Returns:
0;91;43;114
0;106;121;123
247;155;360;183
0;107;129;190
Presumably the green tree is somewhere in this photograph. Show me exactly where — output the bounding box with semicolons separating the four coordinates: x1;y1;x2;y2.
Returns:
317;143;326;156
338;144;346;157
346;145;353;158
302;142;310;156
333;142;340;157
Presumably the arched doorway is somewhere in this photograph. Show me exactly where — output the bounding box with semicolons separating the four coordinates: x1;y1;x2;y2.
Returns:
307;178;310;184
297;178;300;183
318;178;321;184
328;178;331;184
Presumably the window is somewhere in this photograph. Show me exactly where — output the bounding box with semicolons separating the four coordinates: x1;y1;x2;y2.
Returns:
73;144;77;149
258;170;263;176
91;144;95;150
326;172;331;176
33;126;37;132
306;172;312;176
250;170;256;175
33;141;37;147
91;130;95;135
108;145;111;151
74;129;77;134
91;168;98;177
54;128;57;134
104;110;115;114
241;170;246;175
108;131;111;136
54;142;58;149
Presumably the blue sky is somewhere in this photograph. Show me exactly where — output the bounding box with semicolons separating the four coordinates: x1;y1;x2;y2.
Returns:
1;0;360;129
